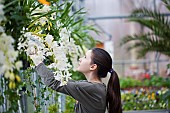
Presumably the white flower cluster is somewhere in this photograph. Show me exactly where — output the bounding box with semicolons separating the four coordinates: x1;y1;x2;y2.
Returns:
18;5;83;86
0;33;22;79
18;26;80;86
0;1;22;82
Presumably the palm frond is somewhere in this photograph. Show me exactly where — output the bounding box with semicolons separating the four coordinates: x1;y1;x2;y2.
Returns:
130;8;170;39
121;33;170;57
121;0;170;58
162;0;170;11
120;33;152;46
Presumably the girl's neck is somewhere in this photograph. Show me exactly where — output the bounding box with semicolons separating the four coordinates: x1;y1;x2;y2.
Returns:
85;73;102;83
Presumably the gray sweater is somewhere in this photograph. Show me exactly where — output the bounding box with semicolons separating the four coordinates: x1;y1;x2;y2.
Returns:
36;63;107;113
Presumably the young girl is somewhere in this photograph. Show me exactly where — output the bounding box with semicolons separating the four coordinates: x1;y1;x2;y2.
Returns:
33;48;122;113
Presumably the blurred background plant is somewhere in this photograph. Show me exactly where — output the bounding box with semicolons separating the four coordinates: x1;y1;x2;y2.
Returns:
121;87;168;111
120;75;170;110
120;0;170;58
120;76;170;89
120;0;170;110
120;74;170;110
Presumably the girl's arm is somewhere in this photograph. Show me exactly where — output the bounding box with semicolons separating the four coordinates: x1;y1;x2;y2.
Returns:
35;63;100;108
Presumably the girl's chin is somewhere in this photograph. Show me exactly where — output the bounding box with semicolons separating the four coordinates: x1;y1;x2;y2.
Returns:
76;68;82;73
76;67;80;71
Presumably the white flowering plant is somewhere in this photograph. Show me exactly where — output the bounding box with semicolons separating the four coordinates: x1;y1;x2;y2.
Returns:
17;1;97;86
19;30;77;86
1;0;97;112
0;0;22;89
18;4;81;86
0;33;22;87
0;1;24;112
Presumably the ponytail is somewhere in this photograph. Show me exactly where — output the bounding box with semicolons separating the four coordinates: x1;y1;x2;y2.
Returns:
90;48;122;113
106;70;122;113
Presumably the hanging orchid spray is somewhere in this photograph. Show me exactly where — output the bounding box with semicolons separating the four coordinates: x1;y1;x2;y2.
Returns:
18;5;82;86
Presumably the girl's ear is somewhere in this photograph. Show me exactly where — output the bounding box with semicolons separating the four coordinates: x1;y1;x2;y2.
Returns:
90;64;98;71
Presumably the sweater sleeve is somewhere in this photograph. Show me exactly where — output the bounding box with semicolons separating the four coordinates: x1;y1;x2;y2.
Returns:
35;63;101;107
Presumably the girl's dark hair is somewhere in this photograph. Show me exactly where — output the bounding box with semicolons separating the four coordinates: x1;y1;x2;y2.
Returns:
91;48;122;113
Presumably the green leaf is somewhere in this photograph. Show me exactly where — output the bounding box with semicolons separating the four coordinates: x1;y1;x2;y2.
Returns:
162;90;170;100
60;2;73;19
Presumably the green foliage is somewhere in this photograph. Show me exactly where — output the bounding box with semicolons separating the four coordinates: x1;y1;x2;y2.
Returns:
120;76;170;89
4;0;97;51
4;0;32;47
71;71;86;80
0;94;3;106
64;96;76;113
47;95;76;113
48;103;59;113
120;77;142;89
0;77;21;113
20;68;60;113
120;0;170;58
162;90;170;108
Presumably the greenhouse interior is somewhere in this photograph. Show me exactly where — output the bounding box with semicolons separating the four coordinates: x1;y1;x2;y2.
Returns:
0;0;170;113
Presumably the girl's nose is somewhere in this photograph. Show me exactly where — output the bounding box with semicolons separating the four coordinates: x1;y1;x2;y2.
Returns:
79;58;82;62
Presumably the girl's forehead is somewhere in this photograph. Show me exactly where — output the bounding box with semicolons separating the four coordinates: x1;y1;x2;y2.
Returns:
86;50;92;56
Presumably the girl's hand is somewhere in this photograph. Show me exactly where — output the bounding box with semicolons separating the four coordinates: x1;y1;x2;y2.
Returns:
29;51;43;66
